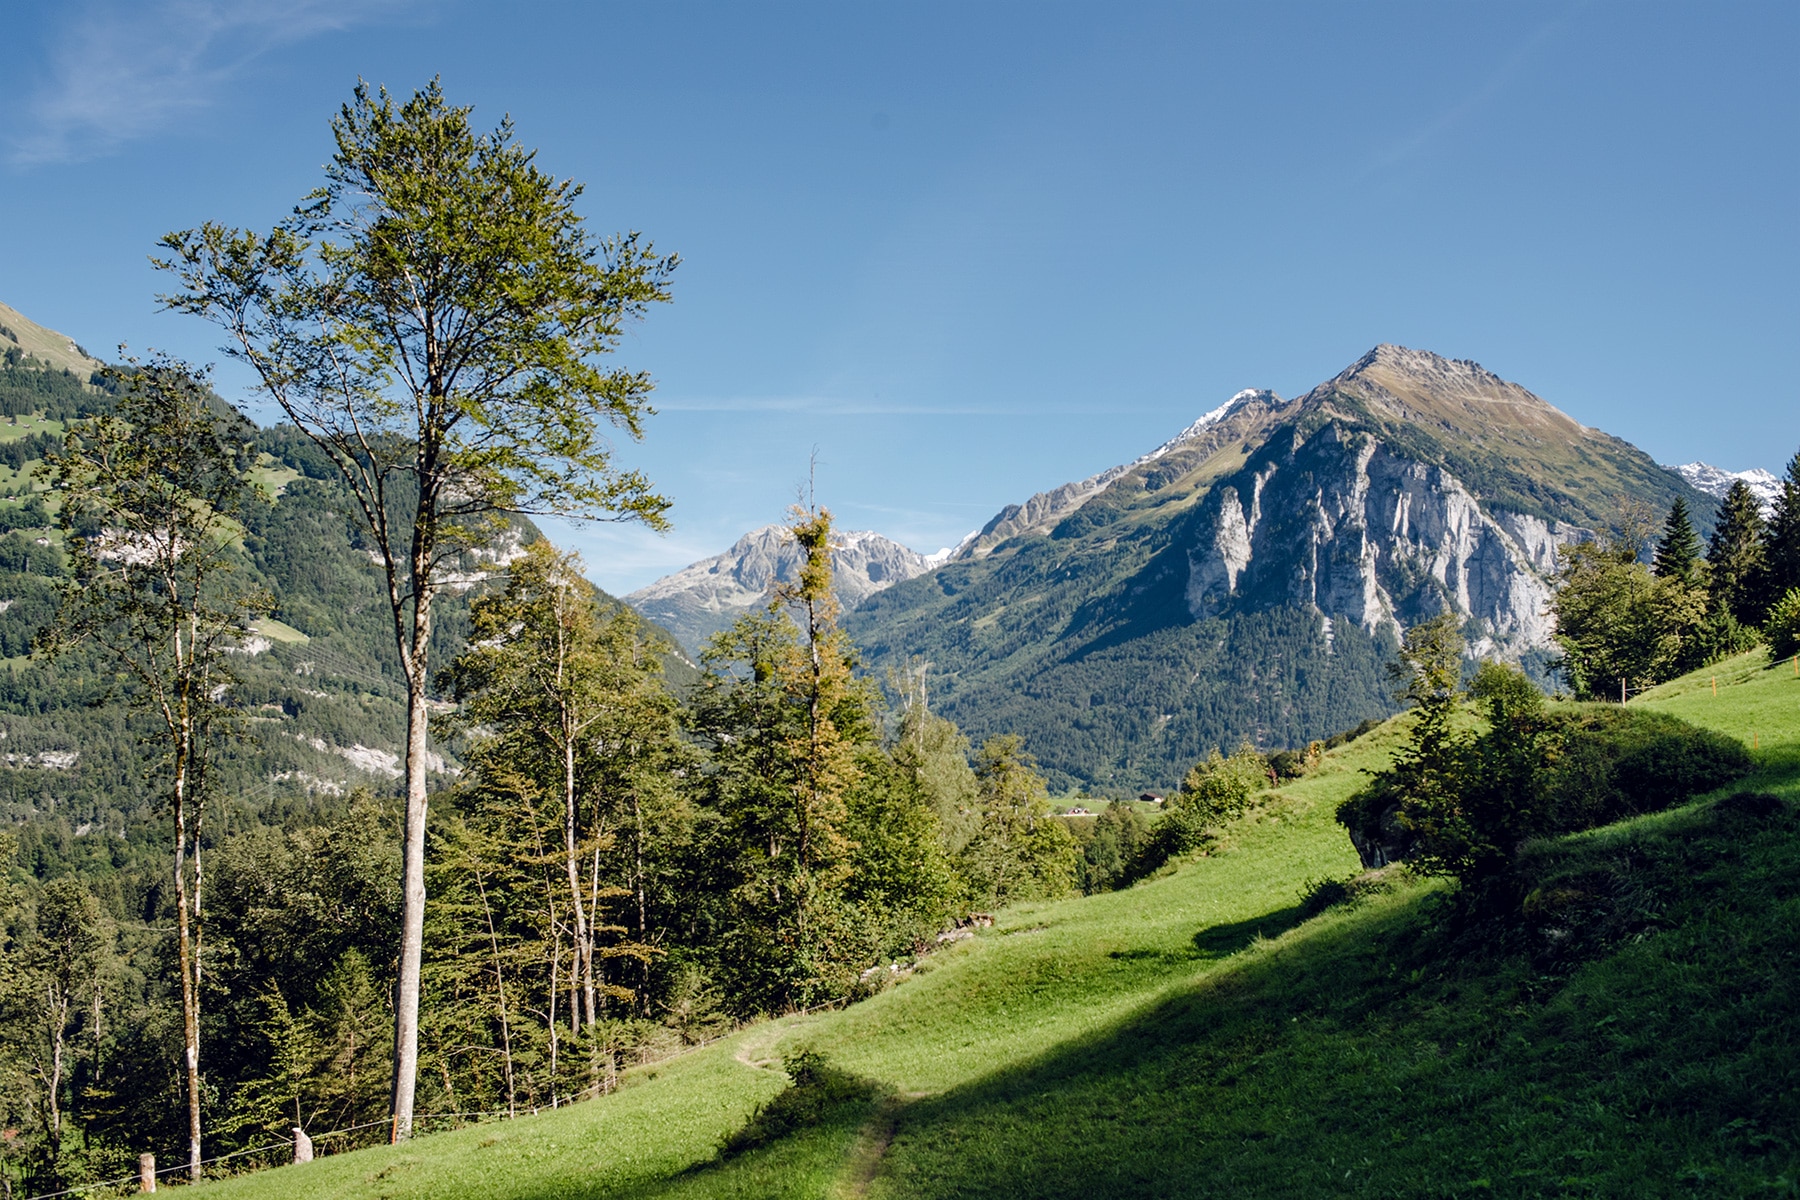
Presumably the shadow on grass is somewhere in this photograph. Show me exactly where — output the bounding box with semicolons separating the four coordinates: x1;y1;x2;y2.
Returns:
1188;904;1307;960
859;811;1800;1199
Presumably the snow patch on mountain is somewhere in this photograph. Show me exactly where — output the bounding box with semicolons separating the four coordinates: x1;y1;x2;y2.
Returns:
1135;389;1279;466
1668;462;1780;515
627;525;934;653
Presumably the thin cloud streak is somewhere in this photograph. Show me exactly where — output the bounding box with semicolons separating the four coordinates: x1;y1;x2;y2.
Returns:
655;395;1153;416
11;0;422;166
1361;3;1582;177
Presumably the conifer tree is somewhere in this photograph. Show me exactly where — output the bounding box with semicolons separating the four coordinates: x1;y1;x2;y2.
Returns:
695;504;877;1012
1763;449;1800;602
1652;496;1702;582
1706;480;1768;627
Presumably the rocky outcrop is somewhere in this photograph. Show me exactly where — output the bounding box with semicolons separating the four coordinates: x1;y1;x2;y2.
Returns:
627;525;934;653
1185;421;1590;659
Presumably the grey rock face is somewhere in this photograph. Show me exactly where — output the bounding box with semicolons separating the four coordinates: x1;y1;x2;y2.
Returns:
1185;422;1589;659
627;525;934;654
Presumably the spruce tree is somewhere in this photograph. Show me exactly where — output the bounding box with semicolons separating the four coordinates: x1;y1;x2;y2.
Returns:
1763;449;1800;601
1706;480;1768;626
1652;496;1701;582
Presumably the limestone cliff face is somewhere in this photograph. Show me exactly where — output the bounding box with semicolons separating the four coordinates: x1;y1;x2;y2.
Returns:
1184;420;1588;658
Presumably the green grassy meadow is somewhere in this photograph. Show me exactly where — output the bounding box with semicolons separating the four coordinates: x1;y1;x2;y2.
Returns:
195;654;1800;1199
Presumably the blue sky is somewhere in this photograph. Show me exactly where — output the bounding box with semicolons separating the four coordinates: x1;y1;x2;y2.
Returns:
2;1;1795;594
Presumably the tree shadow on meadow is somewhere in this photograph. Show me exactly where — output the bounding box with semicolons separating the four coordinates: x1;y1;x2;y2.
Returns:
1187;904;1308;960
862;807;1800;1200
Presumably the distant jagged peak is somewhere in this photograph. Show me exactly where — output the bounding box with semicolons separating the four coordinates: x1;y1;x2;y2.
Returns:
626;522;930;605
1668;462;1780;514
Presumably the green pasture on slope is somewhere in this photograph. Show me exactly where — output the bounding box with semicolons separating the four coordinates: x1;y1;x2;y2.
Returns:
196;655;1800;1199
196;710;1387;1200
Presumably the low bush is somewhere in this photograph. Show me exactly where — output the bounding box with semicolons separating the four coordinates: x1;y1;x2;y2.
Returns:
1765;587;1800;662
1118;746;1268;885
1337;665;1752;886
717;1048;877;1158
1297;869;1396;917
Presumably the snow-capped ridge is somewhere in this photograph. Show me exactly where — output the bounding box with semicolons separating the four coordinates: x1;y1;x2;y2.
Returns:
1135;388;1280;466
1667;462;1780;515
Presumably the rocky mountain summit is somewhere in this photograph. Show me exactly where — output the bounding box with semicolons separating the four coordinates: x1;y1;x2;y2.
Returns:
627;524;935;653
846;344;1707;790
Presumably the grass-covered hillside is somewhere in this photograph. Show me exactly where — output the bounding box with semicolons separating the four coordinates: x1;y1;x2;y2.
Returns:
195;648;1799;1199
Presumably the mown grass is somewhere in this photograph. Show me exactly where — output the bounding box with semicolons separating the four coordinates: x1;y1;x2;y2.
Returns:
198;654;1799;1199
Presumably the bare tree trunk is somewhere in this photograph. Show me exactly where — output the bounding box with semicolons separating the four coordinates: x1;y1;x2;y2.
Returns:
472;870;516;1119
172;742;202;1181
390;594;432;1143
561;738;595;1034
632;791;649;1016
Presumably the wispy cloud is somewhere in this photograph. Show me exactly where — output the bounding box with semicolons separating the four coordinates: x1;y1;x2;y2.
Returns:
1363;3;1583;176
656;395;1148;416
11;0;420;166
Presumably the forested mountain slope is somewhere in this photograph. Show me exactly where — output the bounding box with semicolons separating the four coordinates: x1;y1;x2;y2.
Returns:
0;330;689;883
845;345;1712;793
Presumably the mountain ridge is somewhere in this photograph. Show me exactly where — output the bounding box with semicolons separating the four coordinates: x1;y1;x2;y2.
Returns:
626;523;935;653
843;344;1712;791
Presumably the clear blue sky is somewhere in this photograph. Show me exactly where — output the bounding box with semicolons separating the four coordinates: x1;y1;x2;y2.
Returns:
2;1;1795;594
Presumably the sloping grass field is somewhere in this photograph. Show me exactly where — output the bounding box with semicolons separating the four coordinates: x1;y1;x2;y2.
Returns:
197;651;1800;1199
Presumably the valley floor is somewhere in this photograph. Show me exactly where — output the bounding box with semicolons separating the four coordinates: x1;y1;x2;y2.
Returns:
195;651;1800;1200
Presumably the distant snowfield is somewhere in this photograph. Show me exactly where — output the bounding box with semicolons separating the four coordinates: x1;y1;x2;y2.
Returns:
1667;461;1781;514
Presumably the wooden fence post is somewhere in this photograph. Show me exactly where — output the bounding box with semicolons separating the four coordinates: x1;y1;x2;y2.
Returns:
293;1127;314;1164
139;1152;156;1192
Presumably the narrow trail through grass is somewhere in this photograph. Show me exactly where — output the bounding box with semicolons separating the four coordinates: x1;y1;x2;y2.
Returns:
195;650;1800;1199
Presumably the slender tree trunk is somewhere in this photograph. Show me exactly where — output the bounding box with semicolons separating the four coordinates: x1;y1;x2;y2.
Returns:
390;592;433;1142
632;790;650;1015
172;743;203;1181
41;986;67;1173
472;870;516;1119
561;737;595;1033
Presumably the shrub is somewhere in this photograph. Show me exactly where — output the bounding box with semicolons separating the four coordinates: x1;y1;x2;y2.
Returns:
1337;672;1753;886
1542;706;1752;831
1765;587;1800;661
1298;870;1395;917
718;1048;876;1157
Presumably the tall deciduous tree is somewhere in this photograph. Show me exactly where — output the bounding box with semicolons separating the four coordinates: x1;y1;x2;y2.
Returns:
442;539;681;1091
39;357;270;1179
959;735;1077;907
155;80;675;1138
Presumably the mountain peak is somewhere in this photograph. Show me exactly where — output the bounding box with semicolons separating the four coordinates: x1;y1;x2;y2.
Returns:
1668;462;1780;515
626;525;933;653
1310;343;1588;445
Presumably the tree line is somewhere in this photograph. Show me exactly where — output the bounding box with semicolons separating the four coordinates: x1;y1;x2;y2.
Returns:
1551;463;1800;698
